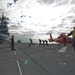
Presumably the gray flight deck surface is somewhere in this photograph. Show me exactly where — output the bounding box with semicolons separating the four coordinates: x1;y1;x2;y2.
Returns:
0;43;75;75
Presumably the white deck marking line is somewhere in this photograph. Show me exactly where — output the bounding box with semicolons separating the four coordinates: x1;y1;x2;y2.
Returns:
14;51;16;55
58;46;67;52
60;62;66;65
39;53;43;55
14;51;23;75
48;51;52;52
17;60;23;75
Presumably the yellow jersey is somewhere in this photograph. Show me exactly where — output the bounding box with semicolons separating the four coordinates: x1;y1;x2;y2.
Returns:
72;30;75;39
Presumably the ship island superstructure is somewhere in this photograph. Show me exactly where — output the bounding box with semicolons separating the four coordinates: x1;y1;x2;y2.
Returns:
0;14;10;43
0;14;10;35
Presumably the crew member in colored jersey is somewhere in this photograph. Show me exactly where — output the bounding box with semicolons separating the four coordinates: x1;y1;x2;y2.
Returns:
67;27;75;52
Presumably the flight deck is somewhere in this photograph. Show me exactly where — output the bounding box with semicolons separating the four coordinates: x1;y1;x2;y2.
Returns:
0;43;75;75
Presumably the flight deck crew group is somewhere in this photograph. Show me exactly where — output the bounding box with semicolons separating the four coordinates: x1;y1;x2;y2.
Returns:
29;38;48;47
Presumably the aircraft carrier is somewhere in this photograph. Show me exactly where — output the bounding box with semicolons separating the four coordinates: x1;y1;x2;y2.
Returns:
0;13;10;43
0;13;75;75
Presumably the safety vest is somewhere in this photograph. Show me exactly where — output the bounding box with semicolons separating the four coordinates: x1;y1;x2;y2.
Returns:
72;30;75;39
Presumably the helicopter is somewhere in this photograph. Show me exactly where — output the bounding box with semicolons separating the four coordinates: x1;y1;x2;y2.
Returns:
48;33;73;45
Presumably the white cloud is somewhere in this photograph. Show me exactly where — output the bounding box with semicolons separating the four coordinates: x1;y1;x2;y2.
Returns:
0;0;75;42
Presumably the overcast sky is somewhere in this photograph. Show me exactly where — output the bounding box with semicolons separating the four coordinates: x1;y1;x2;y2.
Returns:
0;0;75;42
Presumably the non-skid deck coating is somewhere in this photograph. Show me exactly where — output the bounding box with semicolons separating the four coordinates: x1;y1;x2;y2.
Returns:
0;43;75;75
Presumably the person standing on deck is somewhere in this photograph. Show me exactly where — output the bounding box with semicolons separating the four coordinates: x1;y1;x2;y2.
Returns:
11;35;15;50
67;27;75;52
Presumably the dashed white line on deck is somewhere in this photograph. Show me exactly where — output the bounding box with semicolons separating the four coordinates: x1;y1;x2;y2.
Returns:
14;51;23;75
58;46;67;52
17;60;23;75
14;51;17;55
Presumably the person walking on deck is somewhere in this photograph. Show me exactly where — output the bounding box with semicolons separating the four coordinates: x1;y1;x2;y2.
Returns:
39;39;42;47
45;40;48;46
29;38;35;47
42;40;45;46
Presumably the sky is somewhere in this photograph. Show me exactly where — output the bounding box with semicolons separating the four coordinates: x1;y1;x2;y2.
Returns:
0;0;75;42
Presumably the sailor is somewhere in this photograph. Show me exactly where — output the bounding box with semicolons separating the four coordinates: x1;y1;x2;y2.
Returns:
45;40;48;46
39;39;42;47
42;40;45;46
67;27;75;52
29;38;35;47
11;35;15;50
